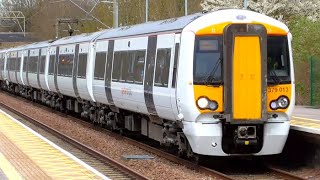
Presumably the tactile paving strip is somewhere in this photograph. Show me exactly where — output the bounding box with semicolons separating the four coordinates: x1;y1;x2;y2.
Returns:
0;111;105;179
291;116;320;135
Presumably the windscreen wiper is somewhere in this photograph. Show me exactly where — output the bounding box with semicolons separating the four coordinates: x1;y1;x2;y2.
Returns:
205;57;222;86
268;69;282;85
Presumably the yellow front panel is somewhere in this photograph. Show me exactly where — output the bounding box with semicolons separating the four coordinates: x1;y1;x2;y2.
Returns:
233;36;262;120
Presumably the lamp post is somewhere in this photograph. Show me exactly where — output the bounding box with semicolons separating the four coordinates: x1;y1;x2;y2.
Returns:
101;0;119;28
244;0;248;9
146;0;148;22
185;0;188;16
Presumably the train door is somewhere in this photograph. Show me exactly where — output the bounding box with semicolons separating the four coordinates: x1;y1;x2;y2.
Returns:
7;54;11;82
144;35;157;115
14;53;19;83
72;44;80;98
153;34;177;120
170;34;181;120
25;50;30;86
54;46;60;94
21;50;28;86
37;49;42;89
223;24;267;122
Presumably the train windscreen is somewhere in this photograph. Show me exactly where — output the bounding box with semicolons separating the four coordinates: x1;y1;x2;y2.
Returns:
267;36;291;84
193;36;223;85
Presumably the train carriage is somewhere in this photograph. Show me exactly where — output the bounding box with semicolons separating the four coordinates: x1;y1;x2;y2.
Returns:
0;9;295;157
47;31;106;111
0;50;5;81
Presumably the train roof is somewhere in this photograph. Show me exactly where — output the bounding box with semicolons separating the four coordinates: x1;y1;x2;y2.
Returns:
51;30;107;46
95;13;203;40
23;40;51;50
1;9;289;52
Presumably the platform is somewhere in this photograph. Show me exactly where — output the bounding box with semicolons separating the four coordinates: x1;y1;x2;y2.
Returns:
291;106;320;135
0;109;108;179
0;168;6;180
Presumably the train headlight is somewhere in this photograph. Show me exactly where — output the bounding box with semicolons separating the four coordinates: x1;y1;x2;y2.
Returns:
270;96;290;110
197;97;219;111
270;101;278;110
278;96;289;108
197;97;209;109
208;101;218;111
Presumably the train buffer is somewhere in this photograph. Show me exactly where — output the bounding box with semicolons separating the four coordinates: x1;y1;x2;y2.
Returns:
0;109;108;180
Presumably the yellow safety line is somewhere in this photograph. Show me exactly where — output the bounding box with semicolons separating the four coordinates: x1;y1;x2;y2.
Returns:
292;116;320;122
0;111;102;180
0;152;22;180
291;119;320;128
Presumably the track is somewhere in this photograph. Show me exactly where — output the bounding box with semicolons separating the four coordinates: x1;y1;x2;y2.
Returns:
267;166;307;180
0;102;148;180
0;98;235;180
0;94;307;180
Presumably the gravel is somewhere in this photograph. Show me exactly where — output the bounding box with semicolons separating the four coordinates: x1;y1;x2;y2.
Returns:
0;92;214;180
3;92;315;180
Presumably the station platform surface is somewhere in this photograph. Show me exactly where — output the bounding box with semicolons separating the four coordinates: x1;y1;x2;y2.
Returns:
0;109;108;180
0;168;6;180
291;106;320;134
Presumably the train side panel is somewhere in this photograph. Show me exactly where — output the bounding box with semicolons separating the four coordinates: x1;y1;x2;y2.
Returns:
111;36;149;114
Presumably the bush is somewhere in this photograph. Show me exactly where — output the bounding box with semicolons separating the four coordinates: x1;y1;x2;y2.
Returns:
289;16;320;105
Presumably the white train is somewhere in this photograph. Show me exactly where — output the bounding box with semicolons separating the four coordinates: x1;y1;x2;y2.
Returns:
0;9;295;157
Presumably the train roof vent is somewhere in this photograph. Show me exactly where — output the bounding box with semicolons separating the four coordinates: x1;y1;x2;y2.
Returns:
160;18;178;25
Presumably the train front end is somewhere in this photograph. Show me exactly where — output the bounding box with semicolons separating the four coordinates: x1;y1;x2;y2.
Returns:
178;9;294;156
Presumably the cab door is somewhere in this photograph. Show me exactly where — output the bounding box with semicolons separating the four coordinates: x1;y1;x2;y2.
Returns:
170;34;181;120
223;24;268;122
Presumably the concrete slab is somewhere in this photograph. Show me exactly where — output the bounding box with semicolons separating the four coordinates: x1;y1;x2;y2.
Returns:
292;106;320;120
291;106;320;135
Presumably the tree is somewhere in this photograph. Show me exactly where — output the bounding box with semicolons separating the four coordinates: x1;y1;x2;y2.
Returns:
201;0;320;22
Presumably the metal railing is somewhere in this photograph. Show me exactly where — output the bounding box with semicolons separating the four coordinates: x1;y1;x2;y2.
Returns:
310;56;320;106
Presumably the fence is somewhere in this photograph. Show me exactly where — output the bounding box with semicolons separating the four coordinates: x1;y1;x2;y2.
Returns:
310;56;320;106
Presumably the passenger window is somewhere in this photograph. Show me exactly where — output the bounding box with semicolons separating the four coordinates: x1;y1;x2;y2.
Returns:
39;56;46;74
113;50;146;84
78;53;87;78
120;51;129;82
58;54;74;77
126;52;135;83
112;52;122;81
8;58;11;71
28;56;38;73
16;57;21;72
134;51;145;84
10;57;15;71
94;52;107;80
154;48;171;87
0;57;3;72
23;54;28;72
172;44;179;88
48;55;55;75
